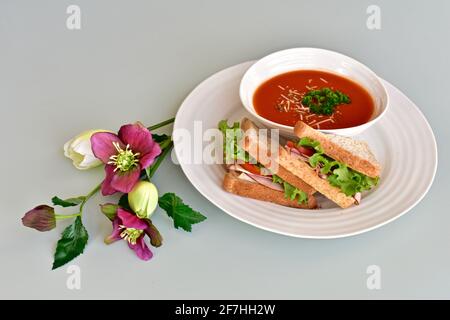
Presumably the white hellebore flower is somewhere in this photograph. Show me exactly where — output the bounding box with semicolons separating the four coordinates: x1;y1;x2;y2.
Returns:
64;129;111;170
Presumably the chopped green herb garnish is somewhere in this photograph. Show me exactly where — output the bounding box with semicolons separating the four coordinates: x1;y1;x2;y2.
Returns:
302;87;351;115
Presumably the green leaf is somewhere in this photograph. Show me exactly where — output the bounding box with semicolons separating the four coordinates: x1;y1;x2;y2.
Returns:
272;175;308;204
272;174;284;185
308;153;325;167
52;196;86;207
301;138;379;196
327;165;379;196
218;120;249;163
52;216;88;270
152;133;170;143
321;160;339;174
333;165;352;181
298;137;324;153
283;182;308;204
158;193;207;232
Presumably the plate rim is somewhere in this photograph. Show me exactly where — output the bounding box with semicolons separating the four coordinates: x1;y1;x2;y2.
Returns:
174;60;438;239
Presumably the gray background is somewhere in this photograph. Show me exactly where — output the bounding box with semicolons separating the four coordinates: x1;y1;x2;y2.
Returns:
0;0;448;299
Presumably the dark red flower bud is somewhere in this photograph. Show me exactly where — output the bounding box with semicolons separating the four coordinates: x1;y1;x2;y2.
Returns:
22;205;56;232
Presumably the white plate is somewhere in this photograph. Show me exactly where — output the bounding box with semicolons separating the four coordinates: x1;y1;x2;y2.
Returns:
174;61;438;238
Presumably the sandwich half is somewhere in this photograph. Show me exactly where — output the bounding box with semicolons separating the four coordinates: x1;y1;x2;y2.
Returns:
291;121;380;207
242;119;380;208
223;171;315;209
219;119;317;209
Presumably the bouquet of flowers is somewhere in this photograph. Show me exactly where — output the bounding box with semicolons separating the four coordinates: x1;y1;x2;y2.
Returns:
21;118;206;269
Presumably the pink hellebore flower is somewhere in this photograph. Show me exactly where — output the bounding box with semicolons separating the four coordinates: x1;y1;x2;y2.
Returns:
91;123;161;195
105;208;157;261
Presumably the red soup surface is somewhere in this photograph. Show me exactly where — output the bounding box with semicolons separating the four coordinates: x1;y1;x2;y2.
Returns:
253;70;374;129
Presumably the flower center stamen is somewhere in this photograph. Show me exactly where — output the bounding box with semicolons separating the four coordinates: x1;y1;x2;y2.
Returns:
108;142;140;172
119;225;143;245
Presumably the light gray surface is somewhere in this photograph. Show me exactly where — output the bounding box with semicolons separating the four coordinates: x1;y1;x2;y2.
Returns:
0;0;448;299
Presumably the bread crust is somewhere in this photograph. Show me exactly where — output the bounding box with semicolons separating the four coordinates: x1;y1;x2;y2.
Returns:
223;172;317;209
294;121;380;178
241;118;355;208
277;147;355;208
241;118;316;195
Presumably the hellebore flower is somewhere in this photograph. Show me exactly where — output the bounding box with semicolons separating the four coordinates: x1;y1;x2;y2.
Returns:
64;129;111;170
22;205;56;232
104;208;162;261
128;181;159;219
91;123;161;195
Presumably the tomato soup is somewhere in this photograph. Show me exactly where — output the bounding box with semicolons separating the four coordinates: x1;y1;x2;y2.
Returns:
253;70;374;129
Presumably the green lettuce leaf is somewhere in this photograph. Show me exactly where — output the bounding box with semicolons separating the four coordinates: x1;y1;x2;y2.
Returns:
304;140;378;196
298;137;324;153
218;120;249;163
273;175;308;204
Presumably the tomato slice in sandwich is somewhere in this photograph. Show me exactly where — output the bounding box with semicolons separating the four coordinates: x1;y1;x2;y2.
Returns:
297;146;315;157
240;163;261;175
286;140;315;157
286;141;295;148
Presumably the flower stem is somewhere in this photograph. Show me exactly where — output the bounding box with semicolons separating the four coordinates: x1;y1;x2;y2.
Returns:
79;183;101;214
55;213;81;220
159;137;173;150
147;140;174;179
85;183;101;201
147;117;175;131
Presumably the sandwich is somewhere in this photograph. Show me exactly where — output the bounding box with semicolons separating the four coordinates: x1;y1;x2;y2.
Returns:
242;118;380;208
219;119;317;209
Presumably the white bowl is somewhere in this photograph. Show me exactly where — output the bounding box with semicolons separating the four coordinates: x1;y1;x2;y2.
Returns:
239;48;389;137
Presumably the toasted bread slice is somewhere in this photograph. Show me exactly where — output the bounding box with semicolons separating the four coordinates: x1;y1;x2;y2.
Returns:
277;147;355;208
223;172;317;209
240;118;316;195
294;121;380;178
241;118;355;208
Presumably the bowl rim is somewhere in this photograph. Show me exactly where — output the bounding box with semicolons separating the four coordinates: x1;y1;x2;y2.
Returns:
239;47;390;133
